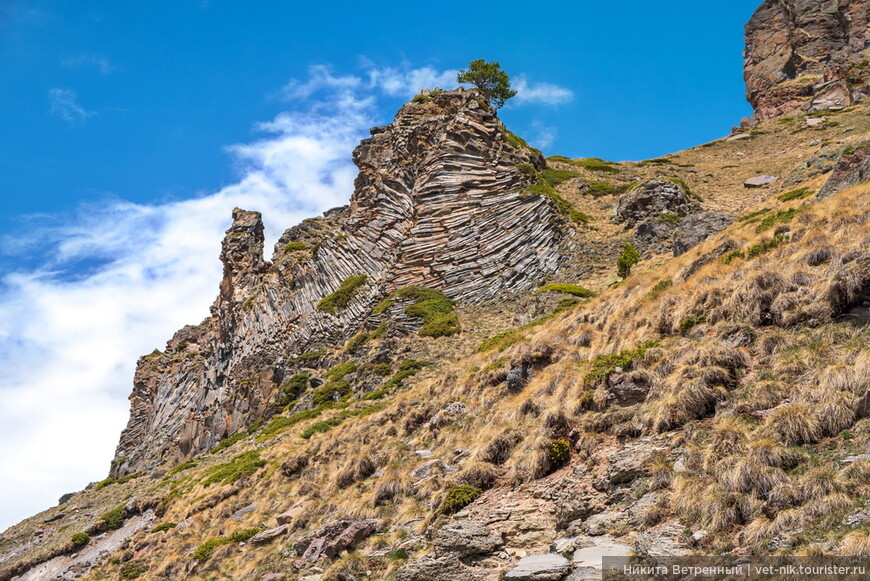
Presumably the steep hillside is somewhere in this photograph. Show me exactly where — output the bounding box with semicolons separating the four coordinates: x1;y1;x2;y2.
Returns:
2;3;870;581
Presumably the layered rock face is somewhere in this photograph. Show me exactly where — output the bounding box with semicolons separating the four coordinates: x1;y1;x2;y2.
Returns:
745;0;870;119
111;89;569;477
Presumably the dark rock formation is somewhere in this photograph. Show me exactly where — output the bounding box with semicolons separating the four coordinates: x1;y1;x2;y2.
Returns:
111;90;570;477
672;211;734;256
818;144;870;199
745;0;870;119
613;181;698;228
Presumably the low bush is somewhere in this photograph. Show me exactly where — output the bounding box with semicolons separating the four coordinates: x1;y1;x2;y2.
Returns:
617;243;641;278
100;504;127;530
150;522;177;533
537;283;596;298
203;451;266;486
439;485;482;515
71;532;90;548
547;439;571;470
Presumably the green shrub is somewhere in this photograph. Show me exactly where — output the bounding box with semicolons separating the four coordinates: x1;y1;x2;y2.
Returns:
647;279;673;299
294;349;327;362
719;250;746;264
150;522;177;533
71;532;90;548
312;380;352;405
119;562;148;579
738;208;770;223
363;388;388;400
167;460;198;476
229;527;262;542
585;181;619;196
570;158;619;173
678;315;705;332
515;162;537;177
283;241;308;252
346;332;370;353
537;283;596;298
541;168;582;187
210;431;246;454
301;417;344;439
383;360;428;390
411;93;432;104
547;439;571;469
277;373;309;407
191;538;229;562
100;504;127;530
658;212;682;224
524;182;593;225
258;407;327;441
392;286;461;338
439;485;482;515
370;363;392;376
584;341;659;387
371;299;393;314
616;243;641;278
755;207;805;233
387;549;409;561
203;451;266;486
326;361;357;381
317;274;368;315
778;187;812;202
746;234;788;258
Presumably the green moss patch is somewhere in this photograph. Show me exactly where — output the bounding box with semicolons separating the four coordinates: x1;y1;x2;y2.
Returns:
203;451;266;486
537;283;596;298
317;274;368;315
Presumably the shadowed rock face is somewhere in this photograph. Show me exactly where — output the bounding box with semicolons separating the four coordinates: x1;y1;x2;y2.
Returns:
745;0;870;119
110;90;569;477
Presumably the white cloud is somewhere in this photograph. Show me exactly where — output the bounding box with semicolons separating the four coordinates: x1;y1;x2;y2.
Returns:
48;88;95;124
281;64;362;100
529;121;557;150
512;76;574;105
63;54;116;75
0;92;373;533
364;64;458;97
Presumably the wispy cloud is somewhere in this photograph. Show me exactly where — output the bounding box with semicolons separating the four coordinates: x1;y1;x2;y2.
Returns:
512;76;574;105
281;62;574;108
63;54;116;75
48;88;95;124
0;91;373;533
529;121;557;150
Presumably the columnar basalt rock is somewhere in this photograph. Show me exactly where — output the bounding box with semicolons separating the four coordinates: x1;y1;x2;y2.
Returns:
745;0;870;119
110;89;570;476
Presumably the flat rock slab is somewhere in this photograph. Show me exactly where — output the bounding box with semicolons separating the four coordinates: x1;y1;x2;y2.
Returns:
251;524;289;544
726;133;752;141
573;538;633;569
744;175;779;188
505;554;571;580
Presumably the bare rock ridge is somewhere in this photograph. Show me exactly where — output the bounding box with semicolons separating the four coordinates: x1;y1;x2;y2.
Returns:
111;89;570;477
745;0;870;119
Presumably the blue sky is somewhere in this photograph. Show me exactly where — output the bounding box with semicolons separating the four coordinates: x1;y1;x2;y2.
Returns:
0;0;762;532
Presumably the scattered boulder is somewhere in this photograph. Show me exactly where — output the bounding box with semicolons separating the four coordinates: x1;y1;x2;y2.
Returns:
507;366;530;392
818;144;870;199
634;218;679;254
276;502;306;526
504;554;570;580
672;211;733;256
397;553;473;581
411;459;449;480
634;520;691;557
580;511;629;536
605;439;667;485
613;181;699;227
230;503;256;521
606;371;653;407
58;493;76;505
250;524;290;544
572;535;633;570
744;175;778;188
434;520;503;557
323;519;381;558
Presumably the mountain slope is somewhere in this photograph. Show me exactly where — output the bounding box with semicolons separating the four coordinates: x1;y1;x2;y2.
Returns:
2;3;870;580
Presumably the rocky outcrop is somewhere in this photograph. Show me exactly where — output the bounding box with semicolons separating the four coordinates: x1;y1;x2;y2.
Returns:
672;211;734;256
613;181;698;228
745;0;870;119
818;143;870;199
111;89;570;476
